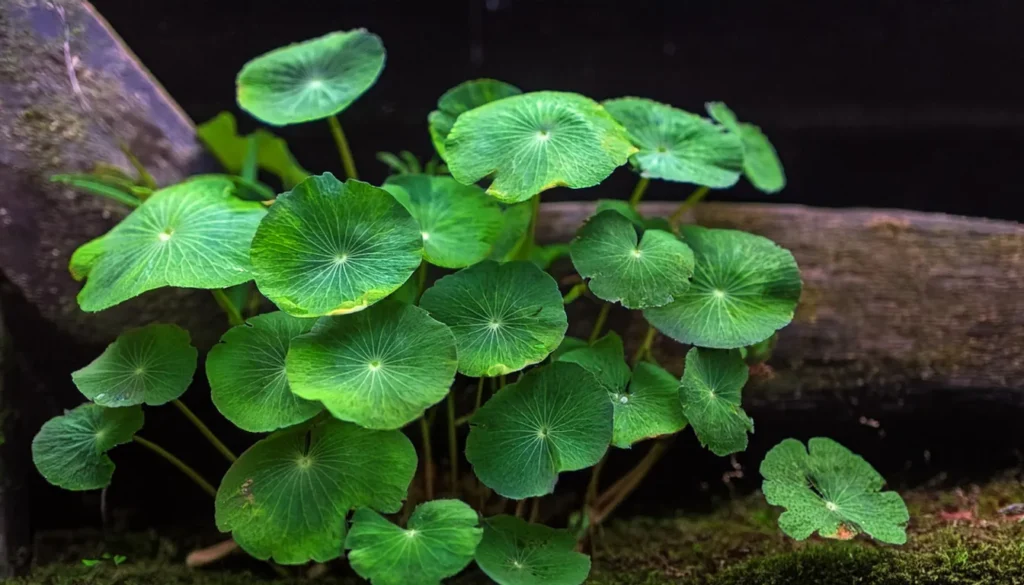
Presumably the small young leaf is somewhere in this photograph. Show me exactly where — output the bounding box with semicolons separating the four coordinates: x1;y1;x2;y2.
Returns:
207;312;323;433
419;261;567;377
445;91;636;203
32;403;143;491
428;79;522;159
556;332;631;394
76;176;267;312
50;174;142;208
679;347;752;456
81;559;100;567
488;202;533;263
643;226;801;349
286;300;458;430
250;173;422;317
68;235;107;281
383;174;503;268
197;111;310;188
346;499;483;585
474;515;591;585
707;101;786;193
215;419;416;565
761;437;909;544
72;324;197;407
466;362;612;499
112;554;127;566
595;199;643;227
236;30;386;126
603;97;744;187
570;210;695;309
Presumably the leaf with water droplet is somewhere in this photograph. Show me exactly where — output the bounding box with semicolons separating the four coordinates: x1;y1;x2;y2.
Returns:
474;515;591;585
679;347;752;456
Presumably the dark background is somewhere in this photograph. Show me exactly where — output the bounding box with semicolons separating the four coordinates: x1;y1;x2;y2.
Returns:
93;0;1024;221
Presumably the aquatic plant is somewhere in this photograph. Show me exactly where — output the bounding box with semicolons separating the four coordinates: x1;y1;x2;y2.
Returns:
33;29;908;582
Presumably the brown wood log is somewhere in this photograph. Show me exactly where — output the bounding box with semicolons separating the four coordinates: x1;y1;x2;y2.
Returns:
539;201;1024;394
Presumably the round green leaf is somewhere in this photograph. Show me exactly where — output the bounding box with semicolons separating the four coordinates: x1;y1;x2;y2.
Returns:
32;403;143;491
466;362;612;499
77;177;267;312
707;101;786;193
595;199;674;233
69;235;106;281
236;30;385;126
475;515;591;585
679;347;752;456
761;437;909;544
603;97;743;188
287;300;458;430
346;499;483;585
445;91;636;203
215;419;416;565
613;362;688;448
419;261;567;377
250;173;423;317
556;332;630;394
488;202;533;263
429;79;522;159
383;174;503;268
207;312;323;433
643;226;801;349
570;210;695;309
72;324;196;407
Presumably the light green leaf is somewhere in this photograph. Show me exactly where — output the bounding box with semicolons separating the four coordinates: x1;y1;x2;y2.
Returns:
570;210;694;309
50;174;141;208
475;515;591;585
643;226;801;349
465;362;612;499
286;300;458;430
679;347;752;456
445;91;636;203
604;97;743;188
419;261;567;377
346;499;483;585
207;312;323;433
383;174;503;268
595;199;643;227
69;235;106;281
197;111;310;188
488;202;533;263
612;362;688;448
556;332;630;394
429;79;522;159
72;324;196;407
250;173;422;317
761;437;909;544
77;176;267;312
236;30;386;126
32;403;143;491
215;419;416;564
706;102;786;193
529;244;570;270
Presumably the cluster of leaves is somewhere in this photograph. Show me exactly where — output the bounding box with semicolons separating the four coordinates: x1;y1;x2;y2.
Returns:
34;27;909;585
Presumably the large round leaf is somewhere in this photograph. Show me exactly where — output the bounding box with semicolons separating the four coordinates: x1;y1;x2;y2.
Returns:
445;91;636;203
383;174;503;268
346;499;483;585
77;176;267;312
428;79;522;159
32;403;143;491
465;362;612;499
643;226;801;349
250;173;422;317
72;324;196;407
419;261;567;377
679;347;753;456
570;210;695;309
603;97;743;187
475;515;591;585
207;312;323;433
707;101;786;193
215;419;416;565
236;30;385;126
286;300;458;430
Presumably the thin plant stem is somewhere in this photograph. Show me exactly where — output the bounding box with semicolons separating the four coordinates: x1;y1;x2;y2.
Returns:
419;416;435;500
172;399;237;462
118;141;157;190
211;289;244;327
415;262;428;301
515;193;542;260
562;282;587;305
529;497;541;523
446;392;459;495
241;134;259;182
514;499;526;518
628;176;650;209
631;326;657;366
593;439;670;525
475;377;486;411
327;115;359;180
589;303;611;344
585;455;607;509
133;435;216;497
669;185;710;225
